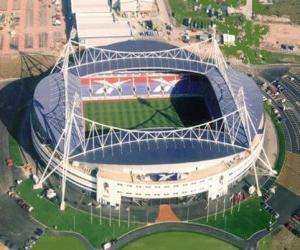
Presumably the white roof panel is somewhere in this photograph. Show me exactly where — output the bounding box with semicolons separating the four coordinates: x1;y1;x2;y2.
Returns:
80;37;132;47
71;0;110;13
120;0;154;12
76;13;132;40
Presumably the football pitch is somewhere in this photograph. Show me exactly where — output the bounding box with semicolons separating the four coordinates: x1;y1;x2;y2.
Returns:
84;97;210;130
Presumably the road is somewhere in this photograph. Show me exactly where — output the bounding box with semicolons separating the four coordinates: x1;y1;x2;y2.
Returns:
258;69;300;153
0;79;41;249
111;222;250;250
1;63;300;249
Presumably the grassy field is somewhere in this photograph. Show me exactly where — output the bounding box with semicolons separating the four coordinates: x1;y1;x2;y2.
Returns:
193;198;273;239
168;0;300;64
253;0;300;24
169;0;245;26
264;103;285;173
277;152;300;194
123;231;238;250
258;233;272;250
16;180;142;248
84;97;209;129
258;227;300;250
8;109;25;166
32;234;86;250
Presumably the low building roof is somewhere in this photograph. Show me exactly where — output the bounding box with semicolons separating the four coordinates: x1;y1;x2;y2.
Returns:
71;0;110;13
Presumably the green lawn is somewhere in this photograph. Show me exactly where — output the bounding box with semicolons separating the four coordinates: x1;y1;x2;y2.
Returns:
32;234;86;250
16;180;142;248
264;103;286;173
168;0;300;64
253;0;300;24
193;198;273;239
258;234;272;250
169;0;245;26
8;109;25;166
84;97;209;129
123;231;238;250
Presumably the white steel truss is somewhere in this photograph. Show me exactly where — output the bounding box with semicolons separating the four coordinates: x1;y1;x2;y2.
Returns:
36;35;276;206
52;34;227;78
69;108;246;158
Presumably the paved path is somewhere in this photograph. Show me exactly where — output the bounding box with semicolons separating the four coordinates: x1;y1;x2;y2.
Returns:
258;68;300;153
155;205;179;222
156;0;172;24
0;79;40;249
112;184;300;250
48;230;94;250
228;0;252;20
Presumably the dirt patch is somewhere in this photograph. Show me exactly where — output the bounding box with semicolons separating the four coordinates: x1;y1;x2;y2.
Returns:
256;15;291;23
270;227;300;250
156;204;180;222
277;152;300;195
0;53;56;79
0;243;8;250
0;0;66;55
260;23;300;53
263;112;278;168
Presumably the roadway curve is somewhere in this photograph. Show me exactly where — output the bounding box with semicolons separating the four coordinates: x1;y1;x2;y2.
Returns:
111;222;252;250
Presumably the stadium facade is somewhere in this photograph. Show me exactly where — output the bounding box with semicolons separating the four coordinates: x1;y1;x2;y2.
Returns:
31;39;274;207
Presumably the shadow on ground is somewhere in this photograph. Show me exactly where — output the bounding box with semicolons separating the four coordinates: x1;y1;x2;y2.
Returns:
0;52;56;161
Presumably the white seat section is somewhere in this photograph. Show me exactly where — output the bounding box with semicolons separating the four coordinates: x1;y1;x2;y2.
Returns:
153;85;162;93
95;87;105;95
106;87;115;94
164;85;171;92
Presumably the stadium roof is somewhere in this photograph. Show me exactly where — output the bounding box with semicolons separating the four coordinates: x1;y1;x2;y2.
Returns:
119;0;155;12
33;40;263;163
75;13;132;46
76;13;131;38
71;0;110;13
74;140;244;165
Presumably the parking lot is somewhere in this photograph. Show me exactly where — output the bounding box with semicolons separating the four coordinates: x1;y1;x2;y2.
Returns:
261;70;300;154
277;73;300;153
0;195;41;249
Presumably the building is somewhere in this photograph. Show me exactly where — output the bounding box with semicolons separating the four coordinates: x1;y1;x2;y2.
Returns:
222;34;236;46
113;0;155;14
71;0;132;46
31;40;274;207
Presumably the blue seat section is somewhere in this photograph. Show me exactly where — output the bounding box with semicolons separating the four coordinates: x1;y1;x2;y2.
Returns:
33;72;84;151
80;75;223;124
227;69;263;137
74;138;244;165
32;40;263;160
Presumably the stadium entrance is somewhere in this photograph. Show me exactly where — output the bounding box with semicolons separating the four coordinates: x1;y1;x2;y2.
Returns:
121;191;209;207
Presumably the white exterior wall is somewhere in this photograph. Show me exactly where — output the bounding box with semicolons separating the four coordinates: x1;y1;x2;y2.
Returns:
119;0;155;12
32;113;265;207
71;0;111;13
96;137;264;206
120;0;138;12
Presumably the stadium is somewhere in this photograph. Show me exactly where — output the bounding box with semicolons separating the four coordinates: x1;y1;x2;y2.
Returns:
30;38;274;208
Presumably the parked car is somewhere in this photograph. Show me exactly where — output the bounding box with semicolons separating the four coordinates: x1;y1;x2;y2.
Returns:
35;228;44;236
292;213;300;223
5;158;14;168
284;223;293;230
291;228;300;237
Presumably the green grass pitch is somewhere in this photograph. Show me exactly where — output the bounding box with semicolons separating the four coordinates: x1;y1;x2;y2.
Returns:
123;231;237;250
32;235;86;250
84;97;210;130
